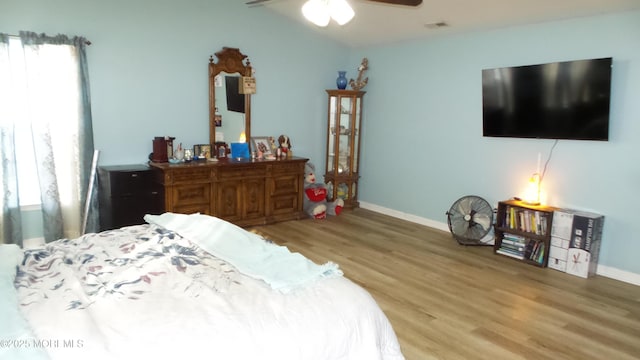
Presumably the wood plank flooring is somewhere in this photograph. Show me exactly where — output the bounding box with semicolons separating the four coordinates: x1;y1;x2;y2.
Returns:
250;208;640;360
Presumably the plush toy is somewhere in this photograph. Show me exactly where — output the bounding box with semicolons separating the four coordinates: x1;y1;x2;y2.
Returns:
303;163;344;219
278;135;292;157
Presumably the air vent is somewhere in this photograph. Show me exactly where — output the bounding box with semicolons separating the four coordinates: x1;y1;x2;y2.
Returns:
424;21;449;29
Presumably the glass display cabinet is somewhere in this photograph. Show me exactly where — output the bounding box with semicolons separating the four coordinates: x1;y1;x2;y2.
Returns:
324;89;365;209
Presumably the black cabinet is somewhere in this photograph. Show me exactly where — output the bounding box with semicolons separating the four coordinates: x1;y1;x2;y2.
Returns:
98;164;164;231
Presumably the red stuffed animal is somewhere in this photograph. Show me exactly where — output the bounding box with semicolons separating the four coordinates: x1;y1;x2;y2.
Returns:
303;163;343;219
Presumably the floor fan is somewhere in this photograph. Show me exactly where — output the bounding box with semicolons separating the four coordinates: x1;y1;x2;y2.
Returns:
446;195;494;246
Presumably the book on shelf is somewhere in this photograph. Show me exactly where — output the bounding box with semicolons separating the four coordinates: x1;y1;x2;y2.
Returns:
500;242;525;253
501;205;549;236
501;238;525;247
536;244;545;264
496;248;525;260
502;233;526;241
524;241;545;264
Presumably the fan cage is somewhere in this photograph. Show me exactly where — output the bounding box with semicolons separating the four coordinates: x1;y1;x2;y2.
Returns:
446;195;494;246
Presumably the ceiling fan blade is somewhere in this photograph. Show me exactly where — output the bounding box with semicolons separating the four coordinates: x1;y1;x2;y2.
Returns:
367;0;422;6
246;0;270;5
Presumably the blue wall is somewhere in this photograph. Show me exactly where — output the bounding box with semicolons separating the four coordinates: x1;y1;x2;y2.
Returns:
358;11;640;278
3;1;640;279
2;0;349;167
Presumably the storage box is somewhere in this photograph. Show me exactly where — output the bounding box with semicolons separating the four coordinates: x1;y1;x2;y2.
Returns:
548;211;573;273
548;238;569;272
548;256;568;272
553;209;604;278
550;210;574;240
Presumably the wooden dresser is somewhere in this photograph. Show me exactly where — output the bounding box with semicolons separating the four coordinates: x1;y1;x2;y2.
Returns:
150;157;307;227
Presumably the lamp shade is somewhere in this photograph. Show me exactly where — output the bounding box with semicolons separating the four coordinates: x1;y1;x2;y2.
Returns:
302;0;331;27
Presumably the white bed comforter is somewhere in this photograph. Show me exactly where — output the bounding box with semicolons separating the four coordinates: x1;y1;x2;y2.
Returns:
12;223;404;360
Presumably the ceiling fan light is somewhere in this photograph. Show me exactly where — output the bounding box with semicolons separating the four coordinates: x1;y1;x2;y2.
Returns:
302;0;331;27
329;0;354;25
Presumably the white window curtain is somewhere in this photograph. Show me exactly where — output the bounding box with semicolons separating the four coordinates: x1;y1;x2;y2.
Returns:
0;31;97;246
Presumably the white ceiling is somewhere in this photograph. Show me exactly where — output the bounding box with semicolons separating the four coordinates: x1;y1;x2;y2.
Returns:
255;0;640;47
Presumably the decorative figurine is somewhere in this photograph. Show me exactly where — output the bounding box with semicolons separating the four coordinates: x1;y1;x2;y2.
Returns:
349;58;369;91
278;135;292;158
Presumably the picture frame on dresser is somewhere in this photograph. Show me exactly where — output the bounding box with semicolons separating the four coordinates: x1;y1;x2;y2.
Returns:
193;144;212;159
251;136;272;155
214;142;228;159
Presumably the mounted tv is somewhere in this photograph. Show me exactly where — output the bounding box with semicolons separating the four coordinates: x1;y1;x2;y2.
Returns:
225;76;245;113
482;57;612;141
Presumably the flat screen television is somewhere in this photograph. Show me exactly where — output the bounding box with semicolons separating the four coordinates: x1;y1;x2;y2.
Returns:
225;76;245;113
482;57;612;141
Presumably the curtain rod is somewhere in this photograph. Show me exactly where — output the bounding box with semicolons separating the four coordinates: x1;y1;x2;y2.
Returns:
7;33;92;45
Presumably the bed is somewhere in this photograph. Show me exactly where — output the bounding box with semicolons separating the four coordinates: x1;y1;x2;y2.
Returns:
1;213;404;360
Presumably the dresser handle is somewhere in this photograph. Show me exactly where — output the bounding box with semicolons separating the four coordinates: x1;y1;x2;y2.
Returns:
131;174;138;177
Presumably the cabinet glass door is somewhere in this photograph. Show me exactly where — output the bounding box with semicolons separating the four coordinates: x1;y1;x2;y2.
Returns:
328;95;338;174
324;89;365;208
353;96;360;173
338;96;352;175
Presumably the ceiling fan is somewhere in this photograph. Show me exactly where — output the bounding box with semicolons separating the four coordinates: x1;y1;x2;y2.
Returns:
246;0;422;27
246;0;422;6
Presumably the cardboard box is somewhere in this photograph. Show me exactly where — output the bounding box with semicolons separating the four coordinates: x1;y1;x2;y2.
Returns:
548;236;569;272
549;209;604;277
566;248;595;278
551;210;575;240
548;256;568;272
555;209;604;278
568;212;604;252
550;236;570;249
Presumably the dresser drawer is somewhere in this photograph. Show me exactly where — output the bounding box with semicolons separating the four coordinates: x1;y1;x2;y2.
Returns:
270;175;299;196
270;194;299;215
270;161;305;176
171;184;210;207
217;166;266;180
168;167;211;184
101;168;156;197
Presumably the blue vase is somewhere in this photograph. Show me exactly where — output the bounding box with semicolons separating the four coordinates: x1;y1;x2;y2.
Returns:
336;71;347;90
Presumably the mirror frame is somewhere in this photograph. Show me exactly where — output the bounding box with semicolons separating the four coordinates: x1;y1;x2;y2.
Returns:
209;47;253;146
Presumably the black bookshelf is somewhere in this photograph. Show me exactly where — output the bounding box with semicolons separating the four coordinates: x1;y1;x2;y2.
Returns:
494;200;556;267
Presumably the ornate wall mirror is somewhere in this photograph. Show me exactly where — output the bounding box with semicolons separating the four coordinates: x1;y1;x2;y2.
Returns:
209;47;253;147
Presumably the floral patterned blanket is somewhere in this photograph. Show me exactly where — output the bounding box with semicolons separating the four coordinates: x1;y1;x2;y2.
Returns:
16;225;240;311
12;224;404;360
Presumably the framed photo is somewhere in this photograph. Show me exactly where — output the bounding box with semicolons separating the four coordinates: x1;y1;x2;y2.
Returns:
214;142;228;158
193;144;212;159
251;136;272;155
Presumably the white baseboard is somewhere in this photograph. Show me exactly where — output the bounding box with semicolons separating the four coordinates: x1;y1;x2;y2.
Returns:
359;201;640;287
360;201;450;233
596;265;640;286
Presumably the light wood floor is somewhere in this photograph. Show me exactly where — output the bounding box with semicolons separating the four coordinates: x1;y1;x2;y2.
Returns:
250;208;640;360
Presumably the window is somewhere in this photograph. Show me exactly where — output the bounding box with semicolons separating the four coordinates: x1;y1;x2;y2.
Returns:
7;37;41;206
5;36;85;208
1;32;95;241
